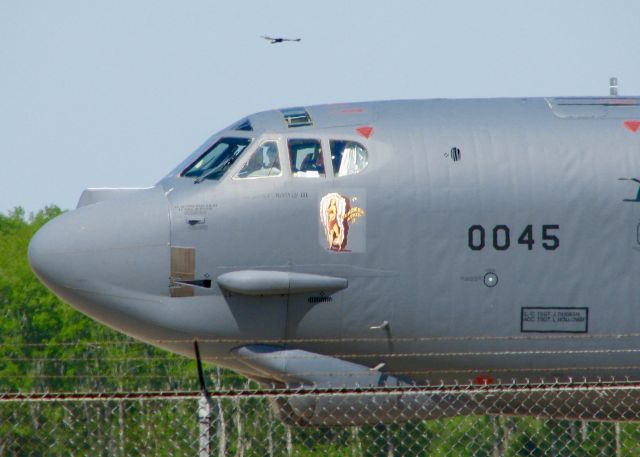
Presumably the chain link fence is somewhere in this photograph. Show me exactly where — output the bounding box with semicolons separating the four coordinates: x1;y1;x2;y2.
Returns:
4;341;640;455
3;384;640;456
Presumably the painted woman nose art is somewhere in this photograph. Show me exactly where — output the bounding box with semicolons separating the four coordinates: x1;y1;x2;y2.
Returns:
320;193;365;251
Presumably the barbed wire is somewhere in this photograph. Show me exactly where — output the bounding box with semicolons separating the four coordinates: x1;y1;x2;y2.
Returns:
5;379;640;402
0;356;191;362
5;330;640;348
6;343;640;389
1;366;639;379
4;347;640;363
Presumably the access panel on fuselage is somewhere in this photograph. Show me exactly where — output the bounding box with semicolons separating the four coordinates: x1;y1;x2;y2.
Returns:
166;173;289;343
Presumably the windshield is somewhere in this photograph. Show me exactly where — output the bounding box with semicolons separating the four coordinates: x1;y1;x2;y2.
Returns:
181;137;252;181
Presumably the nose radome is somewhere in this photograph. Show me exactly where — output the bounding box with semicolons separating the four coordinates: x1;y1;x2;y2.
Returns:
28;212;70;292
29;187;171;299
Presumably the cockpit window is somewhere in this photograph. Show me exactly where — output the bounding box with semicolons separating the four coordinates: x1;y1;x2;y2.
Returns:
236;141;281;178
330;140;369;176
181;137;252;182
288;139;325;178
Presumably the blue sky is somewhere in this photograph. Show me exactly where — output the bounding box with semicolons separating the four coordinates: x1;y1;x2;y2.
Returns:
2;1;640;214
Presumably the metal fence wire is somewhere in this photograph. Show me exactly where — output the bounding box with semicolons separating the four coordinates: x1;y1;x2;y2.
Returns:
3;384;640;456
4;341;640;456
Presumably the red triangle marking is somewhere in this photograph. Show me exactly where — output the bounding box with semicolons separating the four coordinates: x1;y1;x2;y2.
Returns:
624;120;640;133
356;126;374;138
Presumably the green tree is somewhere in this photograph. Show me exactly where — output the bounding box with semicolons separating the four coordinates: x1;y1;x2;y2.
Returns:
0;206;232;393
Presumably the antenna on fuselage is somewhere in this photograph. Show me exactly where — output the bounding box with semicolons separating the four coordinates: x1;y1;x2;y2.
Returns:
610;77;619;96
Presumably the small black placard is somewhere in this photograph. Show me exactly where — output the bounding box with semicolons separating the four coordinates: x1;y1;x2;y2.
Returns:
521;307;588;333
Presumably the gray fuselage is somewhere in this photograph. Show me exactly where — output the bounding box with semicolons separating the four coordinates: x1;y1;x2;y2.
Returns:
29;97;640;388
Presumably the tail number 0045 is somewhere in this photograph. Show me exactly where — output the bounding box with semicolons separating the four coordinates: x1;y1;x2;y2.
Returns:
467;224;559;251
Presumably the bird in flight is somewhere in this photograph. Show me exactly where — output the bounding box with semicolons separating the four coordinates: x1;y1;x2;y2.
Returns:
261;36;301;44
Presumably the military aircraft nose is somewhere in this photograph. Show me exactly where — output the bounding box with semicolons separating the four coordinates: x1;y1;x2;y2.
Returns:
28;213;69;293
28;187;171;301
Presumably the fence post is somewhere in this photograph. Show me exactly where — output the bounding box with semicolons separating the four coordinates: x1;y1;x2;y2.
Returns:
198;395;211;457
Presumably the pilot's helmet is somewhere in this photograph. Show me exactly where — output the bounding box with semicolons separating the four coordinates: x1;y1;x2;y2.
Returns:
265;146;278;165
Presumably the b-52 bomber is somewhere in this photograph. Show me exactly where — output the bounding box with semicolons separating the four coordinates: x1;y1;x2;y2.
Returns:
29;97;640;424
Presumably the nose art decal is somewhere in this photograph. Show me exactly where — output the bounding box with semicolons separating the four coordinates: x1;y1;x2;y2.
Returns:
320;193;365;252
170;247;195;297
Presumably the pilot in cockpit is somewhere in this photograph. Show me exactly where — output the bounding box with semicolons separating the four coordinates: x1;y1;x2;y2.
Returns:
236;141;281;178
264;146;280;173
292;141;325;178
